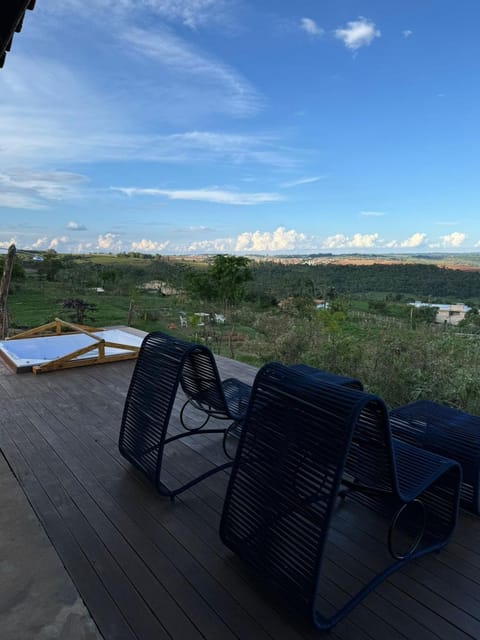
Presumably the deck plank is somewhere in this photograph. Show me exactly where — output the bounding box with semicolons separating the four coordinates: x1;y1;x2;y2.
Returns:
0;357;479;640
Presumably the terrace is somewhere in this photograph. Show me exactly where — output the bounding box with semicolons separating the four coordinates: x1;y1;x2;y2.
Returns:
1;345;479;640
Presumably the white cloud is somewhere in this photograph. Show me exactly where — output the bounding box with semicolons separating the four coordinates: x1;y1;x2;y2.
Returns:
322;233;380;249
44;0;229;30
49;236;69;250
0;169;87;210
186;238;234;253
440;232;466;247
72;242;94;253
400;232;427;248
235;227;308;252
97;233;123;251
402;30;413;38
32;237;49;249
335;17;381;51
0;238;17;249
384;233;427;249
114;187;283;205
0;169;87;199
281;176;323;188
131;239;171;252
0;193;46;210
141;0;228;29
300;18;324;37
155;131;297;167
181;226;310;254
0;51;271;169
67;221;87;231
361;210;385;217
123;27;262;118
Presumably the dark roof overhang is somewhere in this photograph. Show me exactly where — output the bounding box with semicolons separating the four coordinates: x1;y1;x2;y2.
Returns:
0;0;36;69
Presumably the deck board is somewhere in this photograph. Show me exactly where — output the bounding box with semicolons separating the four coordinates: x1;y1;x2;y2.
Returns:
0;356;479;640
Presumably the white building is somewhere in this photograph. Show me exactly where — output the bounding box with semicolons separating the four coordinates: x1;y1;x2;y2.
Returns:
409;301;471;325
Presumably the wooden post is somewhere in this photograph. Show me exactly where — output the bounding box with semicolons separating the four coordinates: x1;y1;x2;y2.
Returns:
127;300;134;326
0;244;16;339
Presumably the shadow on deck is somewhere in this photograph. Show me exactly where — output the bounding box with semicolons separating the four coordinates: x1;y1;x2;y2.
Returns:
0;355;479;640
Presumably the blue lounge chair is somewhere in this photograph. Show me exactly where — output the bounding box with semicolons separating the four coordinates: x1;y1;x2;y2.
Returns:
118;332;250;498
220;363;461;630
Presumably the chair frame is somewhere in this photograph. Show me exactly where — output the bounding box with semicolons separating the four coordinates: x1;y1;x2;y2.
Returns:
220;363;462;631
118;332;250;498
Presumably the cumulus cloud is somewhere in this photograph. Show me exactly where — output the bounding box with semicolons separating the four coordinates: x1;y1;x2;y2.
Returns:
186;238;234;253
131;239;171;252
440;232;466;247
322;233;380;249
182;226;310;254
300;18;324;37
400;232;427;248
67;221;87;231
32;237;49;249
97;233;123;251
114;187;283;205
235;227;308;252
335;17;381;51
402;30;413;38
382;233;427;249
48;236;69;250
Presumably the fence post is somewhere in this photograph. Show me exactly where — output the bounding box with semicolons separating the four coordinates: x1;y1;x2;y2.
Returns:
0;244;16;339
127;300;134;326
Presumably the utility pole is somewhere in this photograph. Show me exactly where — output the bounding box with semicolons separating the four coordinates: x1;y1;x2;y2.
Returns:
0;244;16;339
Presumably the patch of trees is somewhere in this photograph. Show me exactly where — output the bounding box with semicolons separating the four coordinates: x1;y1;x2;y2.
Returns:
247;263;480;303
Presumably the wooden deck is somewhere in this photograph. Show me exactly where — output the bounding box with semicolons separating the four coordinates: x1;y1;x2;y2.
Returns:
0;355;479;640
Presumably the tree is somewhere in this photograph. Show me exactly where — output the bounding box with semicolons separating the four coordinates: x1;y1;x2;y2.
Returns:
185;255;252;312
38;253;64;281
62;299;96;324
209;255;252;312
459;307;480;331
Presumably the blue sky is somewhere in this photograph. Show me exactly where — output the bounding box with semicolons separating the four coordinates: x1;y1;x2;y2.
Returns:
1;0;479;255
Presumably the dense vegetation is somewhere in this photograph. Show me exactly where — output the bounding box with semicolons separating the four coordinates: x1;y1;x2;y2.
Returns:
248;262;480;303
4;251;480;413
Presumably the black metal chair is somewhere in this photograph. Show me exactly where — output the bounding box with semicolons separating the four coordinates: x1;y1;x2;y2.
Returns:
220;362;461;631
118;332;251;498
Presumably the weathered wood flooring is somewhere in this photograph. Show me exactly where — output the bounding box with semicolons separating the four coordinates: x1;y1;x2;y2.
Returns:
0;355;479;640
